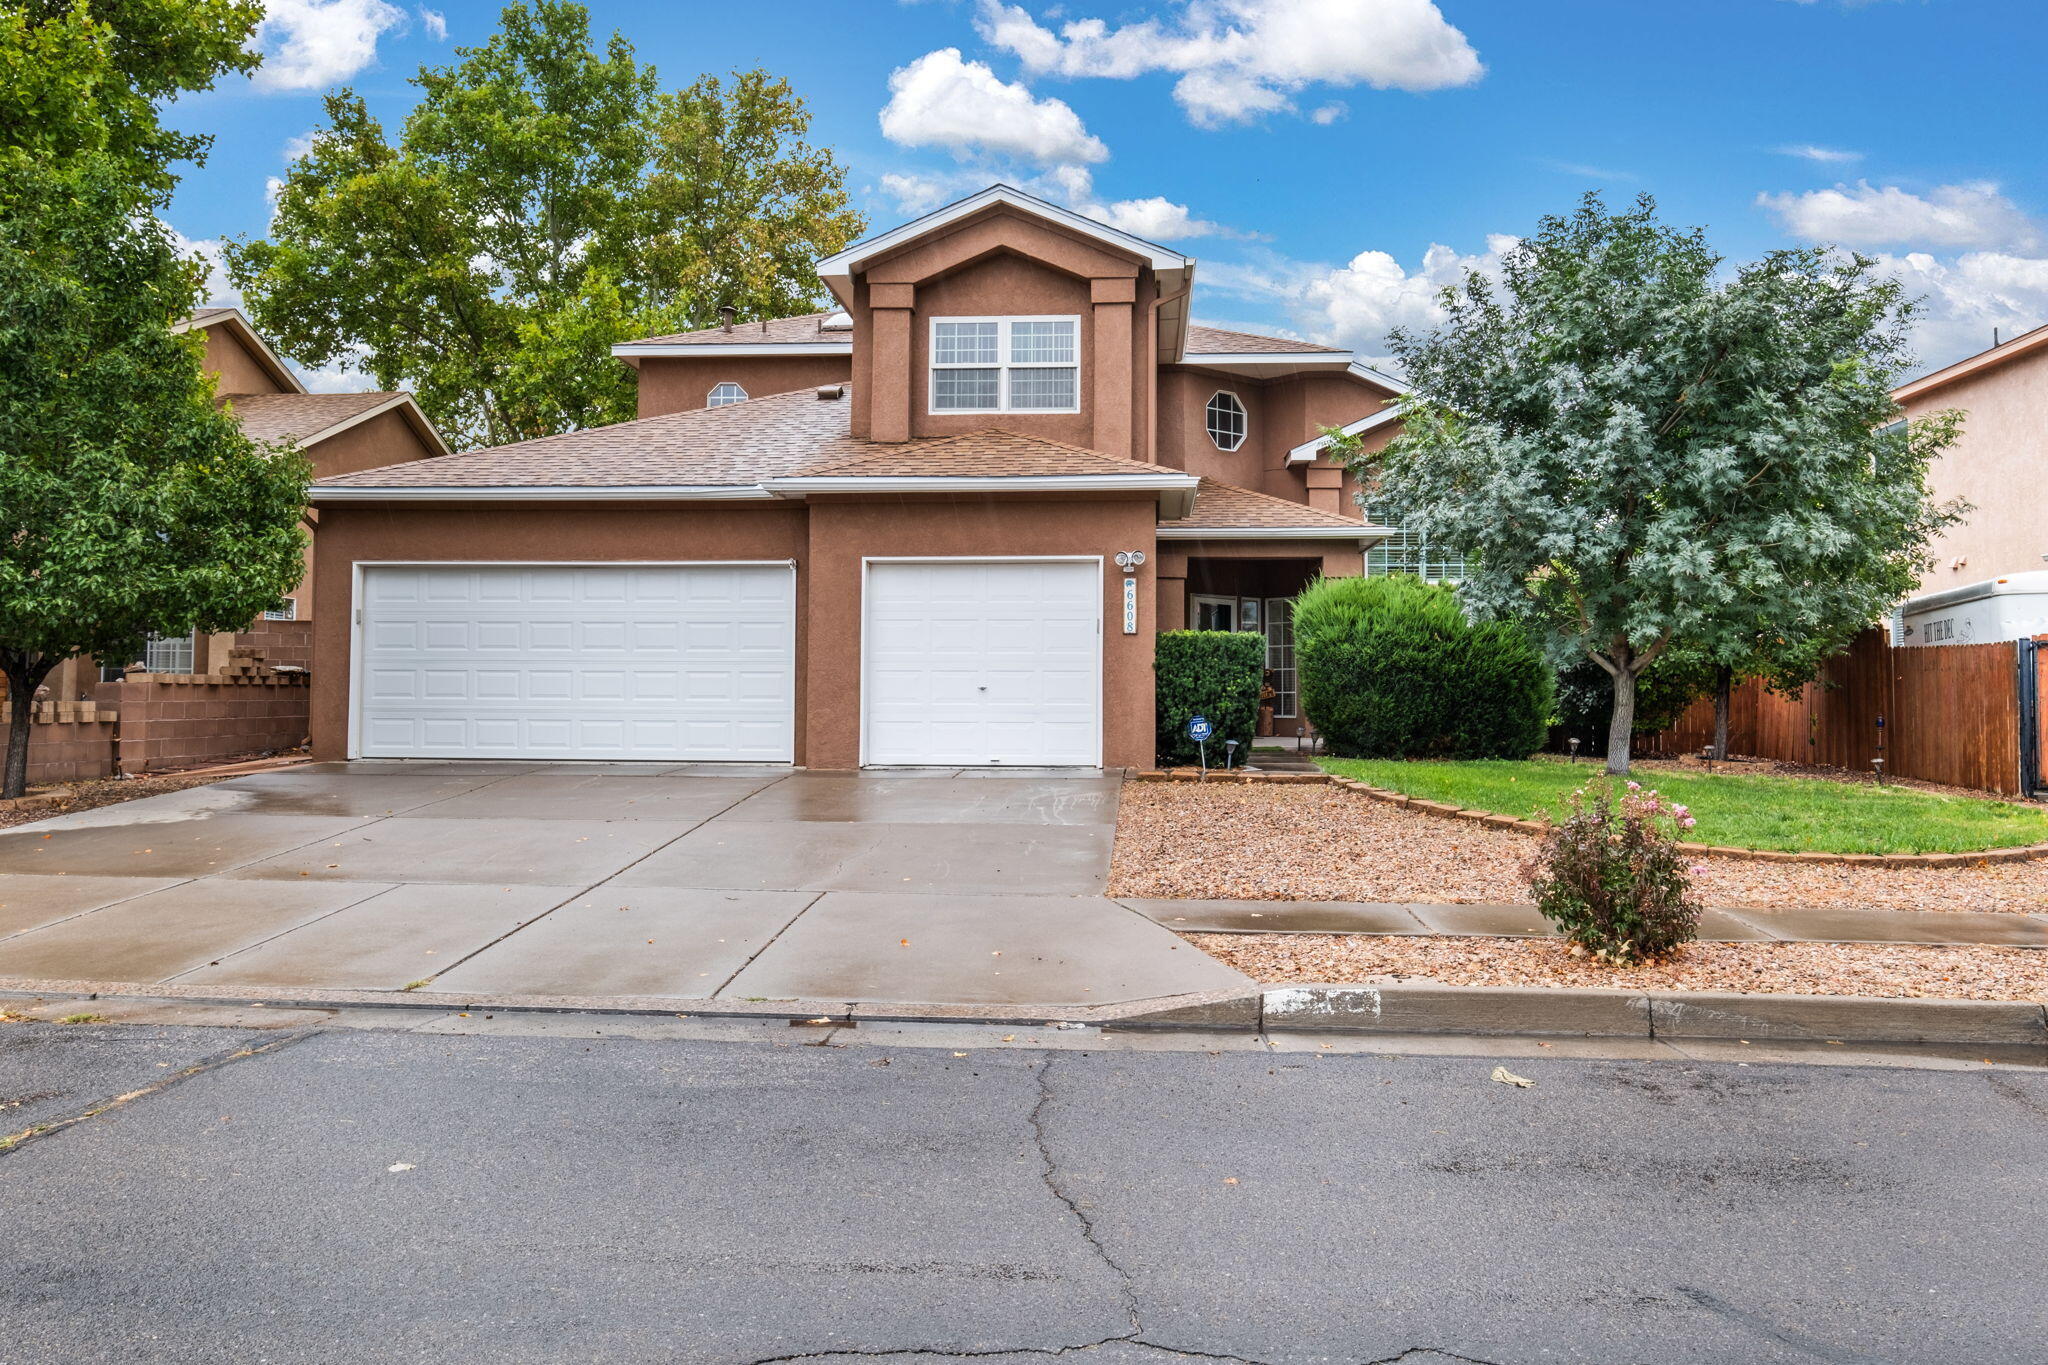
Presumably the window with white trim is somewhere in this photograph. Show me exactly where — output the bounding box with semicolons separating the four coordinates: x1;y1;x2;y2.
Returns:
1205;391;1247;451
707;382;748;408
930;316;1079;413
143;632;196;673
1363;500;1466;584
262;598;297;621
1264;598;1297;718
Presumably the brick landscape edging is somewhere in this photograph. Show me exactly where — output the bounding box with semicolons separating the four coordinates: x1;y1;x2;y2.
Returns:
1131;768;2048;868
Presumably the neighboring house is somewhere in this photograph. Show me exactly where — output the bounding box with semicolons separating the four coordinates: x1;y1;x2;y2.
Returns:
1893;323;2048;594
306;184;1399;769
45;308;450;703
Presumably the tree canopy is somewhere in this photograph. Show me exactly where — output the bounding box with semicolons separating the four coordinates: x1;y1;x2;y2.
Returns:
1331;193;1963;773
226;0;864;450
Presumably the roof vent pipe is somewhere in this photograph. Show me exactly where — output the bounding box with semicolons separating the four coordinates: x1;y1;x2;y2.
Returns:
718;305;736;333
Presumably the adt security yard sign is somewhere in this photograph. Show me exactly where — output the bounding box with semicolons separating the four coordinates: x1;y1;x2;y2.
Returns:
1187;715;1213;742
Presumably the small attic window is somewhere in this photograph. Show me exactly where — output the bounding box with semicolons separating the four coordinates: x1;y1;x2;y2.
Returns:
820;310;852;331
1206;391;1247;451
707;382;748;408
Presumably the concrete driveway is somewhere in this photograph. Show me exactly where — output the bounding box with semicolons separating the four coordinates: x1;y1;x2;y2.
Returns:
0;763;1244;1008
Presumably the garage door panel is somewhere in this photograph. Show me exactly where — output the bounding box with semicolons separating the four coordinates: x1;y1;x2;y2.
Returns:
865;560;1100;767
358;564;794;762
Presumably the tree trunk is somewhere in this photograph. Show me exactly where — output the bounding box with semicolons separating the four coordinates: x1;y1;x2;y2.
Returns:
1605;666;1637;776
3;666;41;801
1712;665;1734;762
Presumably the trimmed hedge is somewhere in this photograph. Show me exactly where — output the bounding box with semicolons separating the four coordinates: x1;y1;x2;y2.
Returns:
1294;574;1552;759
1154;630;1264;766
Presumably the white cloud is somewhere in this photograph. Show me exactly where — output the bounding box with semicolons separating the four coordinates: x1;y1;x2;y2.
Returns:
1775;143;1861;163
297;352;380;393
1081;195;1258;241
166;226;240;308
1872;250;2048;371
1200;233;1515;368
880;48;1108;165
977;0;1482;127
1757;180;2040;251
418;6;447;40
283;131;320;161
264;176;286;212
878;170;977;216
1310;101;1348;125
251;0;407;93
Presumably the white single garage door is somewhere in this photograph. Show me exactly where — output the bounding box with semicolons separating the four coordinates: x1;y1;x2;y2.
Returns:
864;559;1101;767
356;564;794;761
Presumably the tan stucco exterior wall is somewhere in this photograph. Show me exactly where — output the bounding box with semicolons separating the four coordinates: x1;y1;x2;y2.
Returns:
633;354;854;419
1900;349;2048;593
202;326;288;395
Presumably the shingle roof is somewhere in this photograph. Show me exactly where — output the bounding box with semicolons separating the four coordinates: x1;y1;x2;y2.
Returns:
316;387;853;487
620;312;852;347
221;392;404;444
187;306;238;327
1162;478;1366;531
792;430;1186;479
1184;324;1346;356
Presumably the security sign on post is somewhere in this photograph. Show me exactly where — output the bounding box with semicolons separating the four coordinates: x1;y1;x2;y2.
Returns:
1187;714;1213;776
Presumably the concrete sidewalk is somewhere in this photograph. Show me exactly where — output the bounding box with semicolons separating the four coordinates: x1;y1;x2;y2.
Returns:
1119;898;2048;946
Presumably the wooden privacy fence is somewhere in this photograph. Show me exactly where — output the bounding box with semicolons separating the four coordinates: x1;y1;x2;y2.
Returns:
1644;628;2037;796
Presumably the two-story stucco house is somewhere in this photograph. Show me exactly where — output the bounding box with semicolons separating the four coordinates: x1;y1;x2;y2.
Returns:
306;185;1403;769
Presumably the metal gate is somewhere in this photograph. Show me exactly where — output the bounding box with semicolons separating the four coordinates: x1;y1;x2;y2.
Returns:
2021;637;2048;798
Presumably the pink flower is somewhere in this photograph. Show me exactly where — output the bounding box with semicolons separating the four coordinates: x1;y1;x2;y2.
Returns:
1626;780;1641;791
1681;816;1697;829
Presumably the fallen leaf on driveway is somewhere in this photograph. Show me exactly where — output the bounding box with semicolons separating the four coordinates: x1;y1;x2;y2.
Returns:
1491;1066;1535;1088
388;1163;415;1173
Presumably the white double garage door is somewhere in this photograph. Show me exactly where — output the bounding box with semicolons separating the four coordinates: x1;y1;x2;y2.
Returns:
353;560;1101;766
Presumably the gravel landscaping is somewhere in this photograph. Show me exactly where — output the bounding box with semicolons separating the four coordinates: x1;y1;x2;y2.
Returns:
1186;933;2048;1003
1109;782;2048;914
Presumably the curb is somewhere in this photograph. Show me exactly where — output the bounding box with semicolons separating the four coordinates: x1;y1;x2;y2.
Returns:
1249;983;2048;1051
7;978;2038;1056
1133;768;2048;867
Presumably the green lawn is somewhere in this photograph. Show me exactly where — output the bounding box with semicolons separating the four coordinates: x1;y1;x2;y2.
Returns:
1315;757;2048;855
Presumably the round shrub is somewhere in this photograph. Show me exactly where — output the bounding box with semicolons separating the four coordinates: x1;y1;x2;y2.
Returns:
1526;779;1702;962
1154;629;1264;766
1293;574;1551;759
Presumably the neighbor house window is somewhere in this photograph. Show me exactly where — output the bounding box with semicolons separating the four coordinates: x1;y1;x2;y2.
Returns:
1363;501;1466;584
262;598;297;621
929;316;1079;413
1205;391;1247;450
143;632;196;673
707;382;748;408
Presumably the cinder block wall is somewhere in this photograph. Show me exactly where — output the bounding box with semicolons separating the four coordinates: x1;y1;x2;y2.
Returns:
0;705;121;785
113;674;311;774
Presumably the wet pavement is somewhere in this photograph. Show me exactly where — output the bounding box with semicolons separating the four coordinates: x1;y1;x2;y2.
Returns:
0;1010;2042;1363
0;764;1244;1008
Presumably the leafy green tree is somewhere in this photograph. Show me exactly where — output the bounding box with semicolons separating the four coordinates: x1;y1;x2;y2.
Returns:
1;0;262;206
1331;193;1963;774
0;158;309;797
227;0;862;450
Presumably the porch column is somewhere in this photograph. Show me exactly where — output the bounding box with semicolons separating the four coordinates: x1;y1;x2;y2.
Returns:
1154;549;1187;629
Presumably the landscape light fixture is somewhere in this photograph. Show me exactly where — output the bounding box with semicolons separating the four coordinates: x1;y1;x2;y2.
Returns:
1567;737;1581;763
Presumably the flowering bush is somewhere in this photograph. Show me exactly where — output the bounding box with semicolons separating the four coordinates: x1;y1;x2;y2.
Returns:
1525;779;1703;963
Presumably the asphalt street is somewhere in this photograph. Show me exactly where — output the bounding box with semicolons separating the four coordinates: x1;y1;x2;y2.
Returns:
2;1016;2043;1364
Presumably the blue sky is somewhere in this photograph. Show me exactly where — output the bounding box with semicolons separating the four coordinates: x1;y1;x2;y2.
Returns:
168;0;2048;386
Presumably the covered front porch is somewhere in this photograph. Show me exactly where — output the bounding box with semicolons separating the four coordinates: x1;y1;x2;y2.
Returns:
1154;542;1368;739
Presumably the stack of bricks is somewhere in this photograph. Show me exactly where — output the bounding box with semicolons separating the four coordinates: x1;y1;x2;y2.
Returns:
222;646;272;680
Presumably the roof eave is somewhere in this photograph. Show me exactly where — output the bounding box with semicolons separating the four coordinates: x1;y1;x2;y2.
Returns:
610;342;853;359
764;471;1201;518
309;484;778;503
1156;524;1392;544
176;307;306;395
1287;403;1405;464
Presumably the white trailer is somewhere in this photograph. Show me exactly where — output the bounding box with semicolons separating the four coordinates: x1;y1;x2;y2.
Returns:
1895;570;2048;646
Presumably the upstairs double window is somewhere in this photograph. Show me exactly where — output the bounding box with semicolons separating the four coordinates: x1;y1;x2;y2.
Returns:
929;316;1080;414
